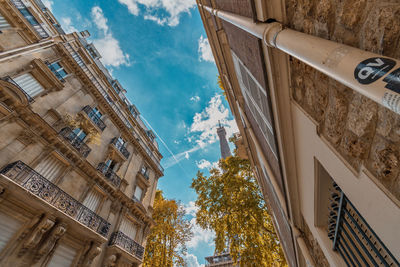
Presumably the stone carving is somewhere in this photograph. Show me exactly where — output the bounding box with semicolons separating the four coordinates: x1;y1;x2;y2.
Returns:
79;241;102;267
34;223;67;262
371;140;399;182
18;217;55;257
103;254;117;267
17;129;37;146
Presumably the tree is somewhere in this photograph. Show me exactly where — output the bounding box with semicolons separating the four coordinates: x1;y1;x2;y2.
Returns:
143;190;193;267
191;156;287;267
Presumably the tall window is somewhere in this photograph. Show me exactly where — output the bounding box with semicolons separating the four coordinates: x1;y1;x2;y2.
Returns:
48;62;67;79
19;8;39;26
82;189;103;212
133;186;143;201
120;217;137;241
105;159;118;172
72;128;87;142
91;107;102;118
140;165;149;178
13;73;45;97
0;14;11;30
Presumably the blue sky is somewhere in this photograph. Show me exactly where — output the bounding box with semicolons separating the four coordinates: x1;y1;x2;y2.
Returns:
44;0;238;265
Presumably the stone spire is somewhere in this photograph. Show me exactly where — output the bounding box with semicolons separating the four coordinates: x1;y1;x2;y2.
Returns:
217;121;231;159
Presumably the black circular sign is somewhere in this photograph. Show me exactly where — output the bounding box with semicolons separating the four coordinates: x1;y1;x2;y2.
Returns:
354;57;396;85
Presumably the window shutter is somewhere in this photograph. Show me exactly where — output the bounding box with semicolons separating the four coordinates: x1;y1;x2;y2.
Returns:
82;189;102;212
35;155;65;182
13;73;45;97
47;244;77;267
0;212;22;253
120;217;137;240
0;14;11;29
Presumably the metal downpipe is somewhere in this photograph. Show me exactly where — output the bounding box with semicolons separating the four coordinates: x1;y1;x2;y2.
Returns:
200;5;400;115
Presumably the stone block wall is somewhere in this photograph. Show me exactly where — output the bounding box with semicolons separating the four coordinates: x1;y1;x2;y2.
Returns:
287;0;400;203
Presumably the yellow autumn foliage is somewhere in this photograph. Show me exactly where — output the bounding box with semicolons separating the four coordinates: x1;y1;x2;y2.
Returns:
191;156;287;267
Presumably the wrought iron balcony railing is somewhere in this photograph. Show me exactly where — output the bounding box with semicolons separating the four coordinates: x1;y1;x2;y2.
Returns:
110;138;130;159
0;161;110;237
96;162;121;188
1;76;33;102
82;105;106;131
109;231;144;260
59;127;91;158
328;182;399;266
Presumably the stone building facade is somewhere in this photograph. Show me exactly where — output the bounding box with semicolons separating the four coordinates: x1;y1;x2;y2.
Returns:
0;0;163;266
197;0;400;266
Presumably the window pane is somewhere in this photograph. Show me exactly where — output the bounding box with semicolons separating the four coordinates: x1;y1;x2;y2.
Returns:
134;186;143;200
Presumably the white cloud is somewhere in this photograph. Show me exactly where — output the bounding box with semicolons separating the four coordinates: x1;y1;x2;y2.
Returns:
198;35;214;62
183;253;205;267
184;201;198;217
196;159;219;170
90;6;130;67
187;217;215;249
118;0;196;26
190;94;238;148
60;17;78;33
41;0;53;12
190;95;200;102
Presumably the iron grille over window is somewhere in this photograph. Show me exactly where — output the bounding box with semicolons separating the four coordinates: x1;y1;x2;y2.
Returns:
328;183;399;266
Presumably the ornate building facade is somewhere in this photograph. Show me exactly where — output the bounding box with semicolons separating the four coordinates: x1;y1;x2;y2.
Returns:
0;0;163;266
197;0;400;266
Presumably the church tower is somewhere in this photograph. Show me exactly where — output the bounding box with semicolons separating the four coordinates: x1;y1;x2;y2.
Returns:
217;121;231;159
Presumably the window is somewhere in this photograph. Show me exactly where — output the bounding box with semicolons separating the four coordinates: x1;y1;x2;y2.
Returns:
231;51;277;158
0;212;22;253
34;155;66;182
47;243;77;267
134;186;143;201
72;128;87;142
120;217;137;241
0;14;11;30
82;189;102;212
13;73;45;97
19;8;39;26
91;107;102;118
105;159;118;172
47;62;67;79
140;165;149;179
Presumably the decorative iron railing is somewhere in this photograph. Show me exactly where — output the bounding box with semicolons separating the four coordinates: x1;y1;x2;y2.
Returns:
96;162;121;188
109;231;144;260
328;182;399;266
0;161;110;237
59;127;91;158
46;62;65;82
82;105;106;131
110;138;130;159
10;0;49;38
1;76;33;102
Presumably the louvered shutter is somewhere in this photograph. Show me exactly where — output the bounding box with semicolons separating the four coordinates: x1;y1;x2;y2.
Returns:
13;73;44;97
0;212;22;253
0;14;11;29
120;217;137;240
34;155;65;182
47;244;76;267
82;189;102;212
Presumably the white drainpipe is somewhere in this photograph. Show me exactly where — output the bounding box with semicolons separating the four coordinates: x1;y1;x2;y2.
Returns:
200;5;400;115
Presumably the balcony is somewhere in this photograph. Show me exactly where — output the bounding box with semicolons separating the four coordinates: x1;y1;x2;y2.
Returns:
109;231;144;260
0;161;110;237
59;127;91;158
328;183;399;266
110;138;130;159
96;162;121;188
82;105;106;131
